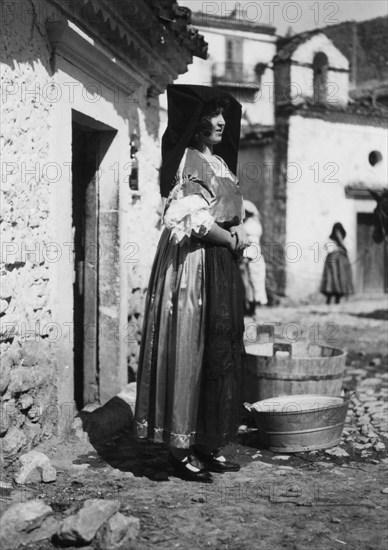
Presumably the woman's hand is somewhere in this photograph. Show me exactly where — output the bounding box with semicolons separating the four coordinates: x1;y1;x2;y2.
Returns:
229;224;250;251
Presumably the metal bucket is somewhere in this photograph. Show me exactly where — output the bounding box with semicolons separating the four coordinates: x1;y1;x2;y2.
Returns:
243;341;346;403
245;394;349;452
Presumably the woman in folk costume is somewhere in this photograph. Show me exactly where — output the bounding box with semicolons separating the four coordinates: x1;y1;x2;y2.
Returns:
134;85;249;482
239;200;268;315
320;222;354;304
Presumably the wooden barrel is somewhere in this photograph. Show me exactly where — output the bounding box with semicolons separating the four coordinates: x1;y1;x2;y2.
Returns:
243;341;347;404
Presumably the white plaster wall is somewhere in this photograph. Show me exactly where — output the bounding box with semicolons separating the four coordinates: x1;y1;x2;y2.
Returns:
292;33;349;69
289;33;350;107
290;65;349;106
285;115;388;299
51;58;161;393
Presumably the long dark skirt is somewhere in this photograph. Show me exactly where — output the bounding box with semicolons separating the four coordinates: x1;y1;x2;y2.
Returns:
196;243;245;448
320;249;354;296
134;229;245;449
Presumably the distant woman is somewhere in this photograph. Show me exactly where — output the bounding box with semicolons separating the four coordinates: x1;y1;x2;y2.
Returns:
320;222;354;304
239;200;268;316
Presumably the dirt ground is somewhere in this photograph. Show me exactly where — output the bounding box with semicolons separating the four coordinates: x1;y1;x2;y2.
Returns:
2;296;388;550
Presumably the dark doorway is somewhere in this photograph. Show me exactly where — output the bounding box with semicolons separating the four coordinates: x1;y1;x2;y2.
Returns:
356;212;388;294
72;111;116;410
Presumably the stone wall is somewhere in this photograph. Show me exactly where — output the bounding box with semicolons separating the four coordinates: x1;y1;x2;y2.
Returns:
0;0;163;464
0;0;61;465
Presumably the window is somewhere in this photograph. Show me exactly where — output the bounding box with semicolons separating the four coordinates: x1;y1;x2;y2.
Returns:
225;38;243;81
313;52;329;103
369;151;383;167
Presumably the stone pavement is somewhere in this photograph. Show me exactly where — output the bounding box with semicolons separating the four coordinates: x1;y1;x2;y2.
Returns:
0;296;387;549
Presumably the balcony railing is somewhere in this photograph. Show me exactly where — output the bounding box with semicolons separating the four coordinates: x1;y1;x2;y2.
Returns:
211;62;266;88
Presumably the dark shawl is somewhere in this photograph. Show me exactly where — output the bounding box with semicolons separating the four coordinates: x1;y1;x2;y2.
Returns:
160;84;242;198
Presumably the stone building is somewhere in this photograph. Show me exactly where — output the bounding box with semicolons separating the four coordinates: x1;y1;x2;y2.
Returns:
0;0;206;464
271;20;388;300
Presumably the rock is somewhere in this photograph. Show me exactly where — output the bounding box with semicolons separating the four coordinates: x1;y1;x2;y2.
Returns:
0;358;11;394
381;488;388;494
324;447;349;458
96;512;140;549
7;367;36;394
2;426;27;462
29;516;59;544
57;499;120;545
27;405;40;422
272;455;291;461
0;299;9;314
367;403;386;413
14;451;57;484
360;377;382;386
352;442;372;451
370;358;381;367
117;382;137;413
0;501;53;550
71;416;90;443
0;403;11;435
19;395;34;411
373;442;386;452
360;424;373;435
357;415;371;425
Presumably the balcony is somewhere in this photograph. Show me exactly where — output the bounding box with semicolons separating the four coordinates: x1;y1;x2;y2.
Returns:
211;62;266;89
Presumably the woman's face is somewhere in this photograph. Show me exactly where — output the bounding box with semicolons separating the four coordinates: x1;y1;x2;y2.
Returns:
198;110;225;148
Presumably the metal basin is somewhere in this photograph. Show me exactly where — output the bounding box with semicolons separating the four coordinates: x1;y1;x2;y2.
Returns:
245;394;349;453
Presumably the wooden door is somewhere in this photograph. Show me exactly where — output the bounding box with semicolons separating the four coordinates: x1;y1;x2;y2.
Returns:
356;213;388;293
72;123;100;409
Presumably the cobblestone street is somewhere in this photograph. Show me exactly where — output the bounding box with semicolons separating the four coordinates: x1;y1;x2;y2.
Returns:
1;296;387;550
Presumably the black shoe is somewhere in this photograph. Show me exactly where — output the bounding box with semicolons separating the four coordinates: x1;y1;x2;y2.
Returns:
168;452;213;483
194;448;241;473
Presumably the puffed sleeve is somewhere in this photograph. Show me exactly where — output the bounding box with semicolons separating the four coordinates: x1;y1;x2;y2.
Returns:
163;149;215;244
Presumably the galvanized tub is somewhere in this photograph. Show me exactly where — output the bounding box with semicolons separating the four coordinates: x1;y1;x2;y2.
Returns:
243;342;346;403
245;394;349;452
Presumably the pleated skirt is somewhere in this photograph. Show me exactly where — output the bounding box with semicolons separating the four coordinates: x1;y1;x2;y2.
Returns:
134;228;245;449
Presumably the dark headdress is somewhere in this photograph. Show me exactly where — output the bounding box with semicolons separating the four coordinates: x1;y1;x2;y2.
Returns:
329;222;346;241
160;84;242;197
